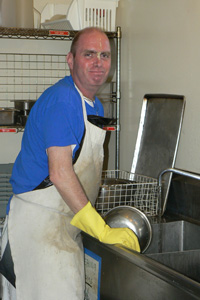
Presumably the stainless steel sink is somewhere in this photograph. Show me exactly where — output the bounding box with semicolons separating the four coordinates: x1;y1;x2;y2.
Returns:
146;220;200;253
82;170;200;299
145;220;200;283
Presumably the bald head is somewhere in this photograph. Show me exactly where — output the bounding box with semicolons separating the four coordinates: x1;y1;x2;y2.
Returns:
70;27;110;57
67;27;111;99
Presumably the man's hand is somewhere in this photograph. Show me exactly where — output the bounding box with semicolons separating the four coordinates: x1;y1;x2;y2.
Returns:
71;202;141;252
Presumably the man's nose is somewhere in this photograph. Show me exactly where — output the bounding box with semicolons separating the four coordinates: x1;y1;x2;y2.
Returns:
93;53;103;66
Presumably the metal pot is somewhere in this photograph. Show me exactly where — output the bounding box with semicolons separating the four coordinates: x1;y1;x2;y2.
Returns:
104;206;152;253
11;100;36;116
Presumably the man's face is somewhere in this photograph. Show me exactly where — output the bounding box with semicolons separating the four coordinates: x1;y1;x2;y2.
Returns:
67;31;111;98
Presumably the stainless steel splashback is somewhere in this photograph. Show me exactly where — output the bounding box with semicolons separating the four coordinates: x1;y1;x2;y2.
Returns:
131;94;185;214
166;171;200;223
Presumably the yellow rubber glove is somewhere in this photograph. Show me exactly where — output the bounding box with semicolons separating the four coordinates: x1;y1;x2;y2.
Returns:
71;202;140;253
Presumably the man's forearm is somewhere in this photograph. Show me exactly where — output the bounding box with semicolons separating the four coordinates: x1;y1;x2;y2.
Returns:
52;167;88;213
47;145;89;213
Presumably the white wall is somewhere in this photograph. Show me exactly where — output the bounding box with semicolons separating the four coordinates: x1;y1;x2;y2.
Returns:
34;0;71;14
116;0;200;174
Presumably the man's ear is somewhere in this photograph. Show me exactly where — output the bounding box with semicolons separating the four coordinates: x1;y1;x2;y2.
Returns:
66;52;74;70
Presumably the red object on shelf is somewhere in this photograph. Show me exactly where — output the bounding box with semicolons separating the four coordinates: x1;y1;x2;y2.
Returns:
0;128;17;133
103;126;116;131
49;30;70;36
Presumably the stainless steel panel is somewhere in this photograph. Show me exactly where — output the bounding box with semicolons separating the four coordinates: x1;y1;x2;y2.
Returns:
166;173;200;223
131;94;185;215
146;220;200;254
147;250;200;284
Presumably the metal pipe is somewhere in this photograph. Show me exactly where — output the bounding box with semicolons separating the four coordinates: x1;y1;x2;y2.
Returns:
115;26;121;170
158;168;200;186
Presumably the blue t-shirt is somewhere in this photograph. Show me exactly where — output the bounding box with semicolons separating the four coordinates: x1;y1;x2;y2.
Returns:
10;76;104;194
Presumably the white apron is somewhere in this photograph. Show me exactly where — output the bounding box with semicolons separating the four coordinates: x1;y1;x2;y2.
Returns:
3;92;106;300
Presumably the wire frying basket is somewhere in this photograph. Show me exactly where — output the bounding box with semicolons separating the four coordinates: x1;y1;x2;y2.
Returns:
95;170;159;217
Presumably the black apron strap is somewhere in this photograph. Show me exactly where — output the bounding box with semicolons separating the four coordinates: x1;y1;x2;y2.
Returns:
33;175;53;190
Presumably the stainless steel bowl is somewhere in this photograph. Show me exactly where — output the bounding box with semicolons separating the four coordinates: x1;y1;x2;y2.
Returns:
104;206;152;253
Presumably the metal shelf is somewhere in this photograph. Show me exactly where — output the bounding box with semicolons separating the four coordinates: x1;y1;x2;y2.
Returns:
0;126;24;133
0;26;121;169
0;27;117;40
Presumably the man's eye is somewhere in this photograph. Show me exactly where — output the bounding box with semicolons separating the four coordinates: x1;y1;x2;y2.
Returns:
83;51;110;59
84;52;93;57
101;53;110;59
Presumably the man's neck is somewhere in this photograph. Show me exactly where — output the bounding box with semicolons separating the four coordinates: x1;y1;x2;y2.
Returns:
72;78;99;101
75;85;97;102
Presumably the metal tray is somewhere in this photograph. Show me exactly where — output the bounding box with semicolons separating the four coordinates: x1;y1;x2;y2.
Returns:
0;108;19;125
130;94;185;215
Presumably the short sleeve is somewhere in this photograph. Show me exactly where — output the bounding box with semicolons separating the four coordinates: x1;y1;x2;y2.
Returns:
42;101;81;149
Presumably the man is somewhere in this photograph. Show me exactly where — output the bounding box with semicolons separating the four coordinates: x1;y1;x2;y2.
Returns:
2;27;140;300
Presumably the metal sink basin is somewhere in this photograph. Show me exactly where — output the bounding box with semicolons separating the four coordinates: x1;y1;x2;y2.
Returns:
145;220;200;283
146;220;200;254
